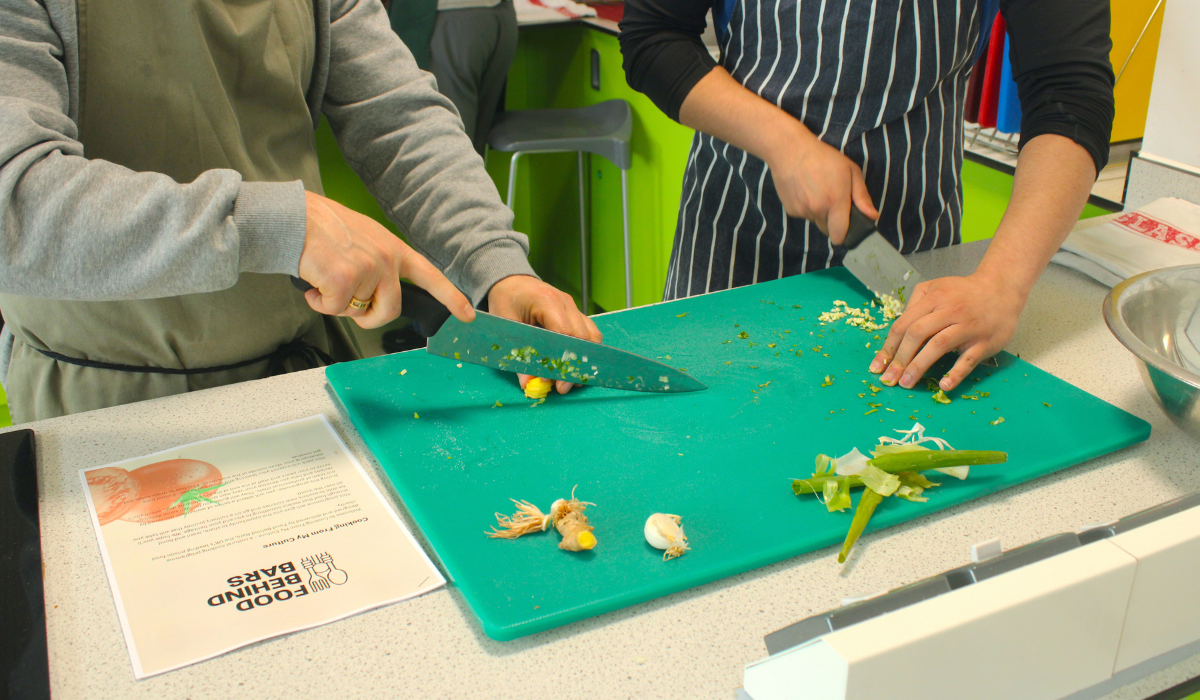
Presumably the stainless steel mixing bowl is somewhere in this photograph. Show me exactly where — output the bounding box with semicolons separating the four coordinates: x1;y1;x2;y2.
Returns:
1104;265;1200;440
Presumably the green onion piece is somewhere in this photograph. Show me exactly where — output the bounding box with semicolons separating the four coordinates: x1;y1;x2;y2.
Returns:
869;449;1006;473
792;474;863;495
859;464;901;496
839;489;883;563
932;389;951;404
894;485;928;502
828;477;852;511
897;471;939;489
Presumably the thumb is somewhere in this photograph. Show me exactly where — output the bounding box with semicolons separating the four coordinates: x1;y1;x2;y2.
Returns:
851;173;879;220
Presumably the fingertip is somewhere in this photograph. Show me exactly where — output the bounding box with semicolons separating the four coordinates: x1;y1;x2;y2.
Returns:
517;373;530;389
556;381;572;394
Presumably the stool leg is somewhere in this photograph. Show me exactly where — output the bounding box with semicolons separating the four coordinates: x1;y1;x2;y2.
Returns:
577;152;589;315
506;152;523;211
621;168;632;309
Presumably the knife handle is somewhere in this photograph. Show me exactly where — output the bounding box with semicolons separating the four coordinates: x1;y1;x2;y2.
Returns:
289;276;451;338
841;204;877;250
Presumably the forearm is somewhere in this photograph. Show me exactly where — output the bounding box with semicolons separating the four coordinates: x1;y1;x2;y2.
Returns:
323;0;536;306
679;67;814;167
0;0;307;301
975;134;1097;298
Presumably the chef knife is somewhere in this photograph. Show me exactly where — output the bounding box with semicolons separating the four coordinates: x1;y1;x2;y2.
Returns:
291;276;705;393
839;205;927;302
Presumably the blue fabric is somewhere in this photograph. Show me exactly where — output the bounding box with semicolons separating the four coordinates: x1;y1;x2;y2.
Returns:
976;0;1001;61
996;33;1022;133
714;0;736;41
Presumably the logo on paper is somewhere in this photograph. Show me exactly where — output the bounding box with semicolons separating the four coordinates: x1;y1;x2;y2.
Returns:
301;552;349;592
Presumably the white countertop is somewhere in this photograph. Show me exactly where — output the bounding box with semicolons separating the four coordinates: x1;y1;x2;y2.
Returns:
15;240;1200;700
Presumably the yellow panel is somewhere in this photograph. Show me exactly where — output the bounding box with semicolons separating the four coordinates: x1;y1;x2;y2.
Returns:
1109;0;1165;143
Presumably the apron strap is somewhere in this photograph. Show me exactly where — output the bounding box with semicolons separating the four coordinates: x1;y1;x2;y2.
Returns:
33;339;336;376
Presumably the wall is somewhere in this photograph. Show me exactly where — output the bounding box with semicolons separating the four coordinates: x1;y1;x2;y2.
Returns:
1140;0;1200;170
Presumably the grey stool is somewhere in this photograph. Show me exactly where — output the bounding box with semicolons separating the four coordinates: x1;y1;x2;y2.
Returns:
487;99;633;311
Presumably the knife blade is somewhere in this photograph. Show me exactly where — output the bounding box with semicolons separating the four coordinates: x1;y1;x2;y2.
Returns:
839;205;926;302
287;277;704;393
428;310;706;393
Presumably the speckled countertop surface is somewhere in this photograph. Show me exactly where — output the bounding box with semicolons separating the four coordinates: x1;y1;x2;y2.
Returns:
11;240;1200;700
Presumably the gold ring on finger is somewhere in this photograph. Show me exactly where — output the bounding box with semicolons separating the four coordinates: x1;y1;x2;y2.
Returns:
348;296;371;311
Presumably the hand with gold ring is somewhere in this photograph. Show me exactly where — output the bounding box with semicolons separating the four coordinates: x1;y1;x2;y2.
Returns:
298;192;474;329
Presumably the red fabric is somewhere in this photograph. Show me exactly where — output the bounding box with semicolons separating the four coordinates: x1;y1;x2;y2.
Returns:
977;12;1006;129
590;2;624;23
963;48;988;123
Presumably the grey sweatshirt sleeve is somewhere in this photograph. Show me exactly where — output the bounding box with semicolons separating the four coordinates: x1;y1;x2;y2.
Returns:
321;0;538;306
0;0;307;301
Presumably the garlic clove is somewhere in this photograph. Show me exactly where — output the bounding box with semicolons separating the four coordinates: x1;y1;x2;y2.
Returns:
644;513;689;560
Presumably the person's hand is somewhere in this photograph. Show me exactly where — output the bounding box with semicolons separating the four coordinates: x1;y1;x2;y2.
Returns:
487;275;603;395
766;128;879;244
868;271;1025;391
298;191;474;329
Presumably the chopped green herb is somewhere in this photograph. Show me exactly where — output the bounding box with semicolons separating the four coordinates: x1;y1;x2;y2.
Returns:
932;390;951;404
1043;402;1052;408
676;312;689;317
864;408;879;415
738;331;749;339
724;361;732;365
413;412;419;419
990;416;1005;425
768;343;777;348
812;346;822;352
491;343;501;350
492;401;503;408
759;381;773;388
821;375;835;387
749;366;758;369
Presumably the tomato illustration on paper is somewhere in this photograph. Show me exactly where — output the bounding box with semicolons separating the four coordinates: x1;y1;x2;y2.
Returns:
86;459;223;525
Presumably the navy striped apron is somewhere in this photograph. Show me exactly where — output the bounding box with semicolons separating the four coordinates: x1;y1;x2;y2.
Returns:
665;0;994;300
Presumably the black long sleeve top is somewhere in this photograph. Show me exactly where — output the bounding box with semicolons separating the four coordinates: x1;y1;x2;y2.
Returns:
619;0;1116;173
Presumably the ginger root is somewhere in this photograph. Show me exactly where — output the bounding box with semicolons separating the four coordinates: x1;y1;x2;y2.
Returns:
550;486;596;551
486;486;597;552
486;500;551;539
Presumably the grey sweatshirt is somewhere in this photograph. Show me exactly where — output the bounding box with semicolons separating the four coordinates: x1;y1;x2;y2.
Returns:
0;0;537;382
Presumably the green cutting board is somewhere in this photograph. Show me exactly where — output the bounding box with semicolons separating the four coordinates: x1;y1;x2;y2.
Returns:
326;268;1150;641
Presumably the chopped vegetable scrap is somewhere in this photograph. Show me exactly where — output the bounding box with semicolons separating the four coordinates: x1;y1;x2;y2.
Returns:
790;423;1007;563
738;331;749;339
932;389;951;404
817;298;899;333
400;369;408;376
822;375;835;387
990;417;1006;425
524;376;554;400
487;486;597;552
676;313;689;317
644;513;690;560
492;401;504;408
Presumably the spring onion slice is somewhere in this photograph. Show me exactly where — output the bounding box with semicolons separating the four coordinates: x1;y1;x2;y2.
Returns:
839;489;883;563
858;464;901;496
